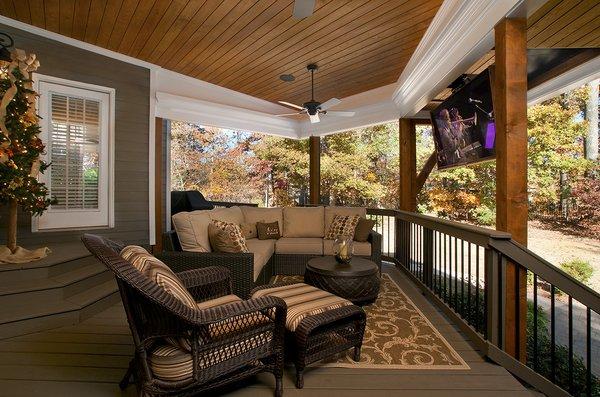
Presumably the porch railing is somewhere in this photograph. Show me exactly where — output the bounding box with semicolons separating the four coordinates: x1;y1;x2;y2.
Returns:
366;208;599;397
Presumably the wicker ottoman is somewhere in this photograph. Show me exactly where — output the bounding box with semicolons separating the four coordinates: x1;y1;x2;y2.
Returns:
251;282;366;388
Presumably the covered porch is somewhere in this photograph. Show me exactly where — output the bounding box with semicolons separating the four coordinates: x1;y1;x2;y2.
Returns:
0;0;598;396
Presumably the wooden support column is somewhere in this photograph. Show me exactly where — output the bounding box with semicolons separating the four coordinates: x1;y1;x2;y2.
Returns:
309;136;321;205
494;18;528;362
153;117;164;253
399;118;417;211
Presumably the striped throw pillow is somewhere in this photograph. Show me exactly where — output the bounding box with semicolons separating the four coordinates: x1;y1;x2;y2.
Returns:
120;245;196;309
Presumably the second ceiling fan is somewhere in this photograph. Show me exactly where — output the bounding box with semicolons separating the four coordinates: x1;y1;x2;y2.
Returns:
276;64;355;124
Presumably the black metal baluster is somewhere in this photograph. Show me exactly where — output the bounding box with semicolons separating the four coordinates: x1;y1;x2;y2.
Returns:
454;237;458;311
449;236;453;309
444;233;448;302
468;243;472;325
386;216;390;258
533;274;538;372
515;263;521;359
550;285;556;383
586;308;592;397
461;240;465;317
568;296;573;395
475;246;480;333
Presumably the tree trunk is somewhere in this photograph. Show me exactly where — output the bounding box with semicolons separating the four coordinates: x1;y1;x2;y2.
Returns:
585;79;599;161
7;199;17;253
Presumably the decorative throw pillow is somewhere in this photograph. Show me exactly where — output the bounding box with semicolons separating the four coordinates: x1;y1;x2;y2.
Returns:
119;246;196;309
256;221;281;240
210;220;249;253
353;218;376;242
239;222;257;240
325;214;360;239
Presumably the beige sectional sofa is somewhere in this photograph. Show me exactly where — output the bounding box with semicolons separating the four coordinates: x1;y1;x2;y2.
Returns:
159;206;382;296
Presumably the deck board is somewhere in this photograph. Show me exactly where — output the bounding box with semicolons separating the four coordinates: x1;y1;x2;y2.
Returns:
0;265;532;397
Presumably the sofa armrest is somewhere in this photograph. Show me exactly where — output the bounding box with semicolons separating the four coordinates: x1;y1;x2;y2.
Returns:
368;230;382;272
155;251;255;297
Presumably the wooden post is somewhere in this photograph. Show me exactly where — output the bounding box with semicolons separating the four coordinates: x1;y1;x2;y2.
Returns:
494;18;528;362
309;136;320;205
399;118;417;211
153;117;164;253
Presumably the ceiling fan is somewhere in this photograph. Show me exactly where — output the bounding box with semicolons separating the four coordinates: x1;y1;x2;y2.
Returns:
276;64;355;124
292;0;316;19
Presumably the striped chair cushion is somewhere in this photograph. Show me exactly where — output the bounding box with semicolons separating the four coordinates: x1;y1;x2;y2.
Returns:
120;245;196;309
149;333;269;382
252;283;353;331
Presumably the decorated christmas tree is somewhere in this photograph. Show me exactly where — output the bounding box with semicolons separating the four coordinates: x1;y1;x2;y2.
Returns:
0;48;54;261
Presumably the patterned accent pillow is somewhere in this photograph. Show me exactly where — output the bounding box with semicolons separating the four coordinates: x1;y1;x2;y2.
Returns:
325;214;360;239
210;220;249;253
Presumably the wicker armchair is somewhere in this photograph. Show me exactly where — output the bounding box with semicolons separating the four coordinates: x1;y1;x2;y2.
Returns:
82;234;287;397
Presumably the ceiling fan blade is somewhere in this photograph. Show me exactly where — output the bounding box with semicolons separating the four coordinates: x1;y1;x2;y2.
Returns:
309;113;320;123
278;100;304;110
325;110;355;117
293;0;315;19
319;98;341;111
275;112;304;117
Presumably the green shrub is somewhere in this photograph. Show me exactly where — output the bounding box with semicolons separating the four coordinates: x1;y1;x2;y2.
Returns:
560;259;594;285
471;205;495;226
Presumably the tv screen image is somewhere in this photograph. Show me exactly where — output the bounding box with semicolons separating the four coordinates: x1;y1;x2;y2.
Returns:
430;68;495;170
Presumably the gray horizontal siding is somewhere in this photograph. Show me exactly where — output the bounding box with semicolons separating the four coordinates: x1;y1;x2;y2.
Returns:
0;23;150;246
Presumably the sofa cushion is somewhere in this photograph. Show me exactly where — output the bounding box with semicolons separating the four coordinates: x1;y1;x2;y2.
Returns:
324;214;360;239
246;239;276;281
283;206;325;238
252;283;353;331
275;237;323;255
209;206;244;225
241;207;283;231
323;239;372;256
171;210;212;252
324;206;367;232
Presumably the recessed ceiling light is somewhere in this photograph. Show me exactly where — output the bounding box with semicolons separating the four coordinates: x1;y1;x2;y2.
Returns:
280;74;295;82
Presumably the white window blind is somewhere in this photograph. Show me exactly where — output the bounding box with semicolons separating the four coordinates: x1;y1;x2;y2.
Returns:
34;76;114;231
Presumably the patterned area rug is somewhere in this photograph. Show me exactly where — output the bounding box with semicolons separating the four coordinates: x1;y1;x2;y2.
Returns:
271;273;470;370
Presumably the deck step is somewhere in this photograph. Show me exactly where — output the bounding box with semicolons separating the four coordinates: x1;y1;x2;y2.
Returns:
0;242;119;340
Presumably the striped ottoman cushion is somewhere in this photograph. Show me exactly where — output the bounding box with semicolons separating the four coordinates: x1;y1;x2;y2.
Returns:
252;283;353;331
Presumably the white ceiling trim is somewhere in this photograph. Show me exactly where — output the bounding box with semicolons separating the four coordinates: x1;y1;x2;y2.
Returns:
392;0;523;117
527;55;600;106
155;92;299;138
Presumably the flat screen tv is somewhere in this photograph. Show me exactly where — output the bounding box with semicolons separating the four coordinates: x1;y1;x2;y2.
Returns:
430;68;495;170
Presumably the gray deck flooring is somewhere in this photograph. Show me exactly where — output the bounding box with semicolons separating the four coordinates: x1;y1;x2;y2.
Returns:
0;265;533;397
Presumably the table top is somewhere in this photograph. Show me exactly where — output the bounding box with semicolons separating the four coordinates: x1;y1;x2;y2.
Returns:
306;256;378;277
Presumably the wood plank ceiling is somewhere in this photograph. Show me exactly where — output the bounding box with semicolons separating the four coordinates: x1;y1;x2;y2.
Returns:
0;0;443;106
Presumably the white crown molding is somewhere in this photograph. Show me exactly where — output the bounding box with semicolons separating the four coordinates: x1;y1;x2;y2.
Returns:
527;55;600;106
155;92;299;138
392;0;522;117
155;68;291;115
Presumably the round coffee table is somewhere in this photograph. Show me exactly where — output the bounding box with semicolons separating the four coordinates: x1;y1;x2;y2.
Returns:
304;256;380;305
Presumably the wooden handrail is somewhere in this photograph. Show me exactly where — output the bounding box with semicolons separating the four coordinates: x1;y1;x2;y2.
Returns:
490;239;600;314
